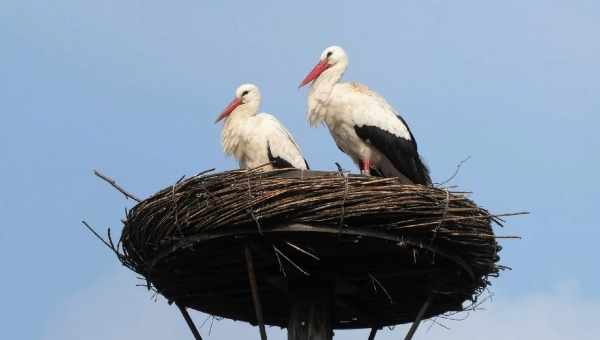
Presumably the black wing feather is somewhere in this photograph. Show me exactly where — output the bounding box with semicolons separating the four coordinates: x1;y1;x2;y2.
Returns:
354;118;431;185
267;141;295;169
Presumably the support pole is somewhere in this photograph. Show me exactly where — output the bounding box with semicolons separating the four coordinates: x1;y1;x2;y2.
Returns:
368;327;378;340
245;245;268;340
287;281;333;340
176;303;203;340
403;295;433;340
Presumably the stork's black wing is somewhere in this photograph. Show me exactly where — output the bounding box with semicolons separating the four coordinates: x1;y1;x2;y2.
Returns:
354;117;431;184
267;142;295;169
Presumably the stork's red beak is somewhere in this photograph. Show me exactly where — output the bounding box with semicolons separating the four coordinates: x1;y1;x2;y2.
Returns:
215;97;242;123
299;60;331;88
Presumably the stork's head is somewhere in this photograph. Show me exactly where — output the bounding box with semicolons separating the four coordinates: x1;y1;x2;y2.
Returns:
299;45;348;87
215;83;261;123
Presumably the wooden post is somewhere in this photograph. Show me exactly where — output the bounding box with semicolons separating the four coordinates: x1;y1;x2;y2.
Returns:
287;282;333;340
176;303;203;340
403;294;433;340
245;245;268;340
367;327;378;340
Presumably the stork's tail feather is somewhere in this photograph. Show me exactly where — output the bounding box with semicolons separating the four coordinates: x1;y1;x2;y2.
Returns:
413;157;432;185
371;161;430;185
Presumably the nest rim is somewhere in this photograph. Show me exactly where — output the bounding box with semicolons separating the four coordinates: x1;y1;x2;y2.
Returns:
117;169;505;329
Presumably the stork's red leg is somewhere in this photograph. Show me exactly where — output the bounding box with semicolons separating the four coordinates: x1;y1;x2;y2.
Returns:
359;159;371;176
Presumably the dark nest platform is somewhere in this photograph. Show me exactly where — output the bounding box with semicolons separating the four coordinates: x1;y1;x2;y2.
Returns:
89;168;522;339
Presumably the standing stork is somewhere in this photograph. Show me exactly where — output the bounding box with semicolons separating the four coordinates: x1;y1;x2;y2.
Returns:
299;46;431;185
216;83;309;171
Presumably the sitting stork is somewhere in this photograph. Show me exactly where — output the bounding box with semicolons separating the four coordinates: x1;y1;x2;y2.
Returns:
216;83;309;171
299;46;431;185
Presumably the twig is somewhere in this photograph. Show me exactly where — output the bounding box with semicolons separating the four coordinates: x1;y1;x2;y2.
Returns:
338;172;349;230
208;316;215;336
199;315;212;328
273;245;310;276
93;169;142;202
192;168;216;178
273;246;287;277
107;228;117;252
285;241;320;260
491;212;530;218
246;176;263;235
437;312;470;321
248;209;263;235
425;317;450;332
368;273;393;304
430;188;450;263
81;220;118;256
437;156;471;186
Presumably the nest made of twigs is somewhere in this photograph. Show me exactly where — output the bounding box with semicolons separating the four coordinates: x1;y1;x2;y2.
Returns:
116;168;510;329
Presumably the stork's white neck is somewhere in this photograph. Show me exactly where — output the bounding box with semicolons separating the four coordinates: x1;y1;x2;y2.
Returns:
307;62;347;126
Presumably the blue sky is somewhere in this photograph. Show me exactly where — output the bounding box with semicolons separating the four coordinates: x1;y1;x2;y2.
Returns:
1;1;598;339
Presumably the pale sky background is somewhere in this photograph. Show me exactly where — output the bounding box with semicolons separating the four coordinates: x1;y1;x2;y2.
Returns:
1;1;599;339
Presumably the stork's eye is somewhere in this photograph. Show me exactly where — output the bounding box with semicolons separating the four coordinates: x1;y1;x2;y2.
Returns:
326;51;333;58
242;90;249;97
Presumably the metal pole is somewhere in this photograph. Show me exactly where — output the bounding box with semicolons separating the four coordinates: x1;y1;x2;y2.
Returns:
245;245;268;340
176;303;203;340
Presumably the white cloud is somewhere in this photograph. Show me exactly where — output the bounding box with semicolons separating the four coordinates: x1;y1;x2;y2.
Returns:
43;272;599;340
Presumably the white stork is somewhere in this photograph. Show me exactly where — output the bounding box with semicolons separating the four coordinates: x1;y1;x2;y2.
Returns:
216;83;309;171
299;46;431;185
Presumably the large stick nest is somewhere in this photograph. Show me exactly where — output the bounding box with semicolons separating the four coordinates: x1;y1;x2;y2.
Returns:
117;169;509;329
